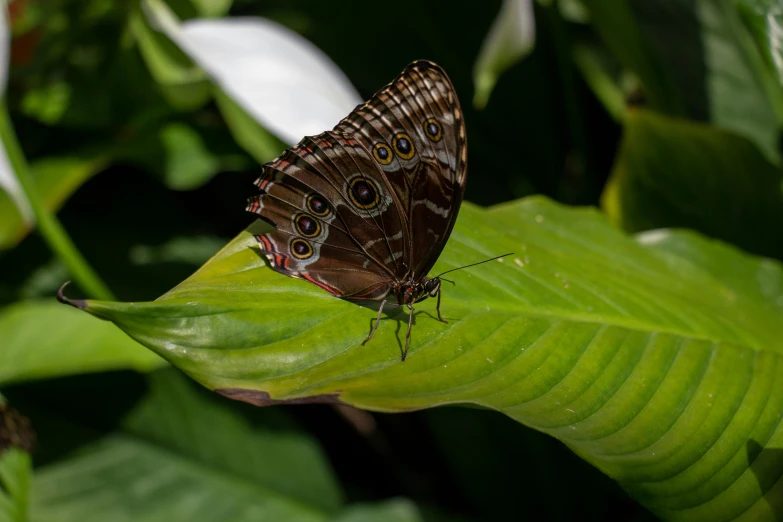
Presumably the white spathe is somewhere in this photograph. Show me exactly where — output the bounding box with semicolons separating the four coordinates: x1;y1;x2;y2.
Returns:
143;0;362;145
0;3;33;224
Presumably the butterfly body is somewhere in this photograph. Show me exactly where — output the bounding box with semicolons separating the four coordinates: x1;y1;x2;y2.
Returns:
247;60;466;360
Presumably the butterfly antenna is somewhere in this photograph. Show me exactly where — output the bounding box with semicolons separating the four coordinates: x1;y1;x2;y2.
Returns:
435;253;514;279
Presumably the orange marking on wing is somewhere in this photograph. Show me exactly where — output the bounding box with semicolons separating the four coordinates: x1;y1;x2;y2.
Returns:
302;273;340;295
258;235;274;252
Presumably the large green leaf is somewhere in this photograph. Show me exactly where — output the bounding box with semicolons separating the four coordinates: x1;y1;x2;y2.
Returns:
59;196;783;520
0;301;164;386
602;109;783;260
28;369;429;522
586;0;783;163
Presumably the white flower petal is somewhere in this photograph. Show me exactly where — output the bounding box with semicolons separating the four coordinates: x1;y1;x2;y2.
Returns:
0;3;33;224
143;0;361;144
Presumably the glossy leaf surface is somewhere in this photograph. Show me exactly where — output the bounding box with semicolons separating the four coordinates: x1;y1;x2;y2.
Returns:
63;197;783;521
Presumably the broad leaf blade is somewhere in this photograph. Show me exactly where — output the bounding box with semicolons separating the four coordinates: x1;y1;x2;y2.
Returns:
63;197;783;521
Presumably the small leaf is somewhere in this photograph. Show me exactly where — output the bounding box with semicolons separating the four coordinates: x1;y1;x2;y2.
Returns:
736;0;783;89
62;196;783;520
0;448;31;522
332;499;422;522
213;88;286;164
159;122;221;190
602;109;783;260
473;0;536;108
0;300;164;386
0;154;110;250
129;1;211;111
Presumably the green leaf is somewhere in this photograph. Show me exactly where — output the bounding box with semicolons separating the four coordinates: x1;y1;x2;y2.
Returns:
188;0;233;18
0;448;31;522
28;370;342;521
0;300;164;387
736;0;783;91
586;0;783;164
332;499;422;522
473;0;536;108
571;43;630;124
0;155;109;250
61;196;783;520
585;0;681;114
158;123;221;190
130;2;211;111
214;88;286;165
602;109;783;260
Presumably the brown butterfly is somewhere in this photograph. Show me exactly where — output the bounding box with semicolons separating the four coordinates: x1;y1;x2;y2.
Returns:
247;60;467;360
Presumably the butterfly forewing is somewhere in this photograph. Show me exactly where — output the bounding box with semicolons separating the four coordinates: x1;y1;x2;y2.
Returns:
334;60;467;278
248;60;466;303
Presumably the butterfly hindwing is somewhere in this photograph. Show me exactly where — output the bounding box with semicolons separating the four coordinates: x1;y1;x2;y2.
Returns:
247;132;406;299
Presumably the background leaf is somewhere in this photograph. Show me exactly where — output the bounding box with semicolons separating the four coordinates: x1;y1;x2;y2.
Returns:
0;448;30;522
601;109;783;260
586;0;783;164
473;0;536;108
31;372;340;521
26;369;430;522
0;154;109;250
64;196;783;521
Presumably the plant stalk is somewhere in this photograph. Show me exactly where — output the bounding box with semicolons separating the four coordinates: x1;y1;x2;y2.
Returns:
0;103;115;300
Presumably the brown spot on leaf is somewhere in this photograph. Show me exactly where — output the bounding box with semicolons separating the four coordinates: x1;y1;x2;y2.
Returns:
216;388;343;407
57;281;87;310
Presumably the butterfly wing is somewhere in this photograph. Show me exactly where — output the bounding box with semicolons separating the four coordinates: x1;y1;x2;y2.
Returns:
247;132;406;300
248;60;466;300
334;60;467;279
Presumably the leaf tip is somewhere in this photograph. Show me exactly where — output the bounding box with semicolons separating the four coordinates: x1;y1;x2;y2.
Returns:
56;281;87;310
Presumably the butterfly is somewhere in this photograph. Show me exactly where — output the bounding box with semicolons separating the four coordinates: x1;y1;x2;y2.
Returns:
246;60;466;361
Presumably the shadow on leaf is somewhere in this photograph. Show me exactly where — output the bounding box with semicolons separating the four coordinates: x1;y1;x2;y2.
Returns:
746;439;783;519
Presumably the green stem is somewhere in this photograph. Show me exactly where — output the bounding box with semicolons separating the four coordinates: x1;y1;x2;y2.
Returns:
0;103;115;300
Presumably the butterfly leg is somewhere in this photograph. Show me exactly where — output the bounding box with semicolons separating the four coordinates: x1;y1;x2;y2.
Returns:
402;304;415;361
362;299;387;346
436;286;448;324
